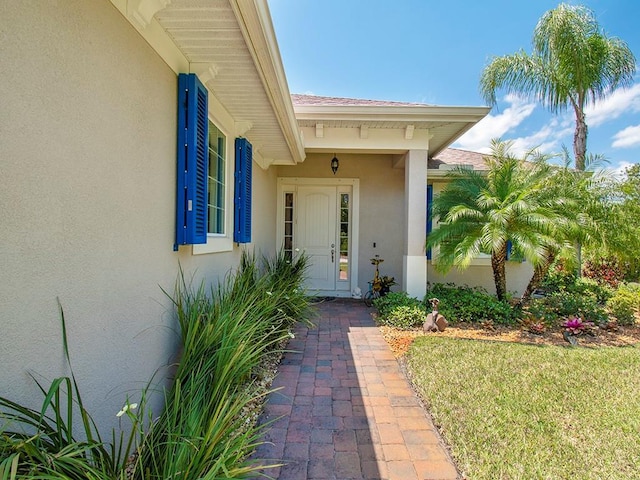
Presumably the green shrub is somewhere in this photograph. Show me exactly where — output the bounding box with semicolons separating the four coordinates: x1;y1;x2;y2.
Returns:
524;299;558;326
373;292;426;329
571;277;614;304
527;291;608;327
607;283;640;326
427;283;519;325
541;267;578;293
373;291;421;317
379;305;426;330
541;269;613;303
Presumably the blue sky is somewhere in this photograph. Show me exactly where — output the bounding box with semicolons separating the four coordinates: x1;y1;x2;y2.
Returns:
268;0;640;173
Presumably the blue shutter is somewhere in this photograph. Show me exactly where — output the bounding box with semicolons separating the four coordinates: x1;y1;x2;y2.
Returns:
426;184;433;260
234;138;252;243
506;240;513;261
175;73;209;250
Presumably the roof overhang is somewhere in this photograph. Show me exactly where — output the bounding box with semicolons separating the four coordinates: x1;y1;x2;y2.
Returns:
295;104;490;158
110;0;305;167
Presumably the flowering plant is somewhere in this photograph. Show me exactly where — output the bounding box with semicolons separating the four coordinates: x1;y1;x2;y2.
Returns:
562;316;594;336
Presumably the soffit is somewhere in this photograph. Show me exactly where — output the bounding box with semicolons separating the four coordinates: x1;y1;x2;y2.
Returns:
153;0;303;166
294;99;490;157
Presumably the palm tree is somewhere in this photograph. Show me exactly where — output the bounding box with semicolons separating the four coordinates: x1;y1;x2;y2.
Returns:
428;140;562;301
518;152;618;301
480;3;636;171
519;160;586;301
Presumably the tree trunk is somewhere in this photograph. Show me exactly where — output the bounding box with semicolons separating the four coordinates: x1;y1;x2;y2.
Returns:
520;250;557;305
573;107;588;171
573;104;587;274
491;244;508;302
576;242;582;278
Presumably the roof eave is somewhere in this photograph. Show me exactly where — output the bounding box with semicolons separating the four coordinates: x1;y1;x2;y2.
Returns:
428;118;486;158
294;105;491;124
230;0;305;164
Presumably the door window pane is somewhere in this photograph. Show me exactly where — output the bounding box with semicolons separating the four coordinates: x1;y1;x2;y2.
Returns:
339;193;349;280
284;192;294;261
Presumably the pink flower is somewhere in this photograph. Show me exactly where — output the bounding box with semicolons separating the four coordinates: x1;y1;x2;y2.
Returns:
562;316;594;335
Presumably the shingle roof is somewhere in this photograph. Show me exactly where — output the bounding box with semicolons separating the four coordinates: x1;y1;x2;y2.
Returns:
430;148;487;170
291;93;431;107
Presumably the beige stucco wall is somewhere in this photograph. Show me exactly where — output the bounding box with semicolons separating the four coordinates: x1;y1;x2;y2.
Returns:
278;153;406;293
251;165;279;256
0;0;277;434
427;263;534;298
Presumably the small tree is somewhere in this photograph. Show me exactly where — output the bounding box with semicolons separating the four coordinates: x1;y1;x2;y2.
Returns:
428;140;563;301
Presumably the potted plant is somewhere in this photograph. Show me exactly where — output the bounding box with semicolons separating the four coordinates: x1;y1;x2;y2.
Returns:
379;275;396;295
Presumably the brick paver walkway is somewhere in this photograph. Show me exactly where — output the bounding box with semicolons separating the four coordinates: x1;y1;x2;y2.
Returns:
252;299;459;480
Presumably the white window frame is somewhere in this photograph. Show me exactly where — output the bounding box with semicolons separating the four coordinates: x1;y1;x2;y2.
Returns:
193;114;234;254
206;121;227;236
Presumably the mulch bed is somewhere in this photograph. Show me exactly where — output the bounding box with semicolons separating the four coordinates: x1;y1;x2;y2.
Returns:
380;323;640;357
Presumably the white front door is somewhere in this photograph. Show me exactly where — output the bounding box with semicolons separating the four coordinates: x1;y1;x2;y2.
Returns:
297;185;337;291
277;178;359;297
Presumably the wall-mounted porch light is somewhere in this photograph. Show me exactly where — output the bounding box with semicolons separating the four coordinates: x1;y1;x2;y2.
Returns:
331;155;339;175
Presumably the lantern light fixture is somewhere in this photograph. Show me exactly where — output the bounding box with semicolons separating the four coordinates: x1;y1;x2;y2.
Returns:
331;155;339;175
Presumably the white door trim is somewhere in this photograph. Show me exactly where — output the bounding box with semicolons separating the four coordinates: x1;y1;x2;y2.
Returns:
277;177;360;297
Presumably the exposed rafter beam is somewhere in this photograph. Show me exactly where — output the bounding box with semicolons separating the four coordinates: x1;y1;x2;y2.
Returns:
190;62;220;84
405;124;415;140
360;125;369;139
127;0;171;30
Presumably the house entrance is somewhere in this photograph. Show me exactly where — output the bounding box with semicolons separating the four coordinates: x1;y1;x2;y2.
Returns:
277;178;360;297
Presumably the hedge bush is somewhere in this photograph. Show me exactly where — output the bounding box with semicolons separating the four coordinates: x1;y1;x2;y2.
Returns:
373;292;426;329
526;291;608;327
541;270;613;304
606;283;640;326
427;283;519;325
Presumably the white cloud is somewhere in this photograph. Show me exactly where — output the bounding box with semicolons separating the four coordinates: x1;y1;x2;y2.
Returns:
612;124;640;148
455;95;536;152
455;95;575;156
585;83;640;127
507;116;574;156
611;161;635;179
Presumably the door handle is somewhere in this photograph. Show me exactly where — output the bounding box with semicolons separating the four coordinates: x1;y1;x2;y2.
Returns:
331;243;335;263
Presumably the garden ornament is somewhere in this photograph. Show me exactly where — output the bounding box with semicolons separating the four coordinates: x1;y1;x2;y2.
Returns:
423;297;448;333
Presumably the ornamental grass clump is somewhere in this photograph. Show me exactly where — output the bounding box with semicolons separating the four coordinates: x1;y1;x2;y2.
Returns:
133;250;313;479
0;301;142;479
0;249;312;479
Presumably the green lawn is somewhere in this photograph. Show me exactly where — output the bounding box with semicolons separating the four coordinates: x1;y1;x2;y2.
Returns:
406;337;640;480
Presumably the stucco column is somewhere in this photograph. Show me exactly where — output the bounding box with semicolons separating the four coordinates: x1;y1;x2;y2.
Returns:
403;149;428;299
